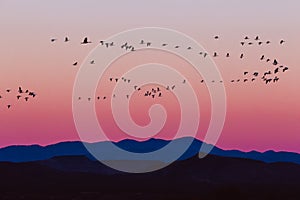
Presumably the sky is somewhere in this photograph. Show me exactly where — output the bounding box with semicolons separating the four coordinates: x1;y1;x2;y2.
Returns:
0;0;299;153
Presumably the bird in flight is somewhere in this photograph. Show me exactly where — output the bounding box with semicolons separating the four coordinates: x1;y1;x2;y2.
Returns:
283;67;289;72
280;40;285;45
240;53;244;59
81;37;91;44
73;62;78;66
7;105;11;109
6;89;11;93
273;59;278;65
51;38;57;42
214;36;219;39
64;37;69;42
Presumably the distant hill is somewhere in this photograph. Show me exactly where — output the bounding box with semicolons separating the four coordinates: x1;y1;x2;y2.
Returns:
0;137;300;165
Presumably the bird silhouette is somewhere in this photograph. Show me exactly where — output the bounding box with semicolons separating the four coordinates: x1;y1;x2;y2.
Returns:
7;105;11;109
187;47;192;50
158;92;162;97
283;67;289;72
248;42;253;45
140;40;144;44
24;97;29;101
17;95;21;100
273;59;278;65
162;43;167;46
258;41;263;45
240;53;244;59
214;36;219;39
175;45;180;48
226;53;230;57
273;76;279;82
51;38;57;42
6;89;11;93
73;62;78;66
81;37;91;44
241;42;245;46
213;52;218;57
64;37;69;42
28;92;36;97
90;60;95;64
265;79;272;84
260;55;265;60
244;36;249;40
244;71;248;75
146;42;151;47
266;41;271;44
274;68;279;74
255;36;259;40
280;40;285;45
18;87;23;93
253;72;259;76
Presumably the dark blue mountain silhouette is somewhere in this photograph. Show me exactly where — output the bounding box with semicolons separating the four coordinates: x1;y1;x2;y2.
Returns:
0;137;299;165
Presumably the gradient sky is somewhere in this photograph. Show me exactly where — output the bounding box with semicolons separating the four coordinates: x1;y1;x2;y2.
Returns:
0;0;299;153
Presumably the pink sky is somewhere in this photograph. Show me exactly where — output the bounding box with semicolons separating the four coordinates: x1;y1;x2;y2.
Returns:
0;0;299;153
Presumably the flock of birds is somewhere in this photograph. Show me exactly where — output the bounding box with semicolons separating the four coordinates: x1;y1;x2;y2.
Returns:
0;87;37;109
50;34;289;102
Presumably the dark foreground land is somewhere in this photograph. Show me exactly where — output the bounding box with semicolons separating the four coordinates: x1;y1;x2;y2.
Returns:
0;154;300;200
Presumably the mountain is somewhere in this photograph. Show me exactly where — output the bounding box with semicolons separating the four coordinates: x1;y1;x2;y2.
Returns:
1;154;300;199
0;137;300;165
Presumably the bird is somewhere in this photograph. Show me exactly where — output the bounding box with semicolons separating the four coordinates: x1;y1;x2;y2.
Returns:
258;41;263;45
87;97;91;101
109;78;113;82
236;79;240;82
203;53;208;58
244;36;249;40
158;92;162;97
17;95;21;100
265;79;272;84
187;47;192;50
99;41;104;45
214;36;219;39
244;71;248;75
97;96;100;100
273;59;278;65
90;60;95;64
248;42;253;45
264;71;271;76
115;78;118;82
50;38;57;42
283;67;289;72
266;41;271;44
140;40;144;44
241;41;245;46
213;52;218;57
266;58;270;62
280;40;285;45
18;87;23;93
28;92;36;97
175;45;180;48
64;37;69;42
274;68;279;74
226;53;230;57
162;43;168;46
146;42;151;47
24;97;29;101
73;62;78;66
183;79;186;84
6;89;11;93
126;95;129;99
255;36;259;40
81;37;91;44
260;55;265;60
240;53;244;59
251;78;255;81
231;80;235;82
253;72;259;76
7;105;11;109
273;76;279;82
171;85;175;90
244;79;248;82
200;80;204;83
